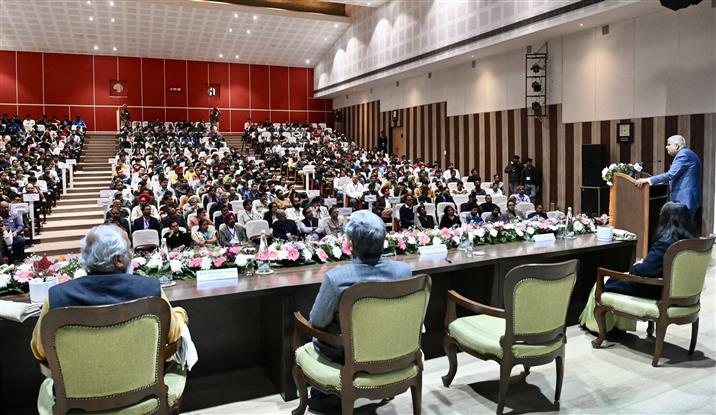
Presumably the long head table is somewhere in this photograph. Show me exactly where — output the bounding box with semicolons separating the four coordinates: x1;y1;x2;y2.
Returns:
0;234;635;414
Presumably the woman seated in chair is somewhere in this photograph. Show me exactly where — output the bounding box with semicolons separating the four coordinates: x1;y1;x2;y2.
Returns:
191;219;218;247
439;205;461;229
415;204;435;230
579;201;699;333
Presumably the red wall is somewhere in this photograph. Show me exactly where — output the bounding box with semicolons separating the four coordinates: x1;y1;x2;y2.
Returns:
0;50;333;132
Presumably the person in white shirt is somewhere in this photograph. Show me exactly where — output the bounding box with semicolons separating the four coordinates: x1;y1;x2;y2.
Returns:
487;182;503;197
22;116;35;132
344;175;365;209
285;197;304;222
310;198;330;221
252;194;270;216
237;200;262;227
511;186;531;204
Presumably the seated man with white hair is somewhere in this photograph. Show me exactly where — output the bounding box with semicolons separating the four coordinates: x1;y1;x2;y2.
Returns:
307;210;412;410
30;224;189;362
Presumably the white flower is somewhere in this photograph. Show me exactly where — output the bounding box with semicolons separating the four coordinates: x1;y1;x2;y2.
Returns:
634;163;643;172
451;236;461;244
407;236;416;245
234;255;248;267
601;167;609;176
200;257;212;270
526;227;535;235
331;246;342;259
606;181;613;186
302;249;313;261
133;257;146;266
473;228;485;238
432;237;442;245
383;240;389;249
573;221;584;233
146;254;163;270
73;268;87;278
0;273;10;289
276;248;289;261
609;163;617;169
489;229;498;238
503;223;514;230
169;260;183;273
516;229;524;237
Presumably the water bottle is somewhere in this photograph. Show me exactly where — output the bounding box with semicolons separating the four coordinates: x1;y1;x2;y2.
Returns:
257;230;272;274
565;207;575;239
461;225;473;257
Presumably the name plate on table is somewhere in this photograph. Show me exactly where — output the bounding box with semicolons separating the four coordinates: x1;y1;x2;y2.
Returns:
364;195;377;202
22;193;40;202
10;203;29;214
196;268;238;284
419;244;448;256
338;207;353;217
388;197;401;205
99;190;116;198
97;198;112;207
324;198;337;208
532;233;556;243
65;159;77;165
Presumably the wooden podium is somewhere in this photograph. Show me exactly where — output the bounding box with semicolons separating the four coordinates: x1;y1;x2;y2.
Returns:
611;172;668;259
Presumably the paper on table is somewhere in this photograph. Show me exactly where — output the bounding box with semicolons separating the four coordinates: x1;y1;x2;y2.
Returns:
0;300;41;322
613;229;637;240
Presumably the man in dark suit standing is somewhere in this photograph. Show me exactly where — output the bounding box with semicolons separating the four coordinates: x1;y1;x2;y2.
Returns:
504;155;523;196
132;204;160;234
377;130;388;153
636;135;702;229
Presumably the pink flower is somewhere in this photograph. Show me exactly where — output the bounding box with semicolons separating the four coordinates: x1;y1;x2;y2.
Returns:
268;248;279;261
257;250;270;261
450;228;463;238
397;240;407;251
418;234;431;246
168;252;179;260
188;257;203;268
286;247;300;261
316;248;329;262
439;228;451;239
341;240;352;256
213;257;227;268
14;270;34;283
228;246;242;255
131;260;142;270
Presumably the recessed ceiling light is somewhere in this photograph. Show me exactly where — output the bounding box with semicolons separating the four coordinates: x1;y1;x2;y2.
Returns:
235;55;239;59
246;29;251;34
471;54;474;58
234;12;238;18
93;45;99;50
334;23;338;28
89;16;94;21
110;17;115;22
219;53;223;58
228;28;233;32
109;0;114;6
86;0;91;4
579;23;584;27
305;59;310;64
324;37;327;41
367;2;371;5
112;46;117;51
253;15;257;20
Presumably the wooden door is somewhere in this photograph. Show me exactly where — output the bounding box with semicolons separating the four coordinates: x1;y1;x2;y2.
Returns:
391;127;404;157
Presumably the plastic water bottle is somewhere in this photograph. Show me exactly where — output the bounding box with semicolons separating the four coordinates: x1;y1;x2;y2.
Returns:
257;230;272;274
565;207;575;239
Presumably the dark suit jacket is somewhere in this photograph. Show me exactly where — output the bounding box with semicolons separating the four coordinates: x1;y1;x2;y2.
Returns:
49;273;160;309
605;238;675;300
132;216;160;234
272;219;299;240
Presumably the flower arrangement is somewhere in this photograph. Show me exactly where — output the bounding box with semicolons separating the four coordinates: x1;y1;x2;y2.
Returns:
601;163;643;186
3;216;601;297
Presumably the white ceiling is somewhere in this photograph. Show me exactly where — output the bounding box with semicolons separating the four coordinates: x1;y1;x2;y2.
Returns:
0;0;352;67
323;0;388;7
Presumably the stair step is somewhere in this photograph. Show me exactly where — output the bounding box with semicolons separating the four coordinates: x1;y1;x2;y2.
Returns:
72;180;110;186
68;186;109;193
28;240;82;256
74;173;113;179
35;228;96;243
55;196;101;204
53;203;106;213
42;218;103;232
46;211;105;221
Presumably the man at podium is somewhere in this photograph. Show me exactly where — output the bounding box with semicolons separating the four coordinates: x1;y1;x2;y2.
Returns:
636;135;701;228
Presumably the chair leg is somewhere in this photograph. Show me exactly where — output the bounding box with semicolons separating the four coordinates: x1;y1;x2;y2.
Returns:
646;321;655;337
652;321;668;367
340;394;354;415
689;318;699;355
496;362;512;415
291;366;308;415
591;305;608;349
554;354;564;407
411;375;422;415
441;336;458;387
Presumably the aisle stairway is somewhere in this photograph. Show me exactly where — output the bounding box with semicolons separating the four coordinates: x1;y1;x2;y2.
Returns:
27;135;116;257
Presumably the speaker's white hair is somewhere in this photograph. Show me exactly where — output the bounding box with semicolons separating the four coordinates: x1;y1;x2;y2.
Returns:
667;135;687;148
80;224;132;274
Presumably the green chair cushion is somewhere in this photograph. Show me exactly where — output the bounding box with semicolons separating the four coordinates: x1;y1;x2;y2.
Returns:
295;343;418;390
601;292;700;319
37;367;186;414
448;314;564;359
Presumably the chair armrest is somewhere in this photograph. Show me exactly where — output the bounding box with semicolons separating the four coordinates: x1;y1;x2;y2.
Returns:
292;311;340;350
38;361;52;378
447;290;506;319
165;341;178;358
596;267;663;303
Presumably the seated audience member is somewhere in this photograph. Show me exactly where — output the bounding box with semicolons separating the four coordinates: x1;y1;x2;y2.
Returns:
415;204;436;230
414;181;434;204
471;180;487;196
452;181;468;195
161;207;187;231
209;194;230;218
286;197;304;222
237;200;262;226
30;224;188;362
310;197;329;221
308;210;412;410
466;169;481;183
321;207;345;236
272;209;300;241
435;187;455;204
579;202;699;333
191;219;218;247
217;212;246;247
479;194;498;214
299;208;324;240
188;207;212;229
165;220;192;250
253;193;270;216
183;195;201;217
485;206;502;223
0;201;25;262
399;195;416;229
105;207;131;236
487;181;503;197
263;202;279;226
465;206;484;225
375;186;393;221
274;190;292;210
528;204;548;220
0;222;13;265
212;204;231;228
439;205;461;228
132;204;161;234
460;193;480;213
512;185;531;204
501;200;519;222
